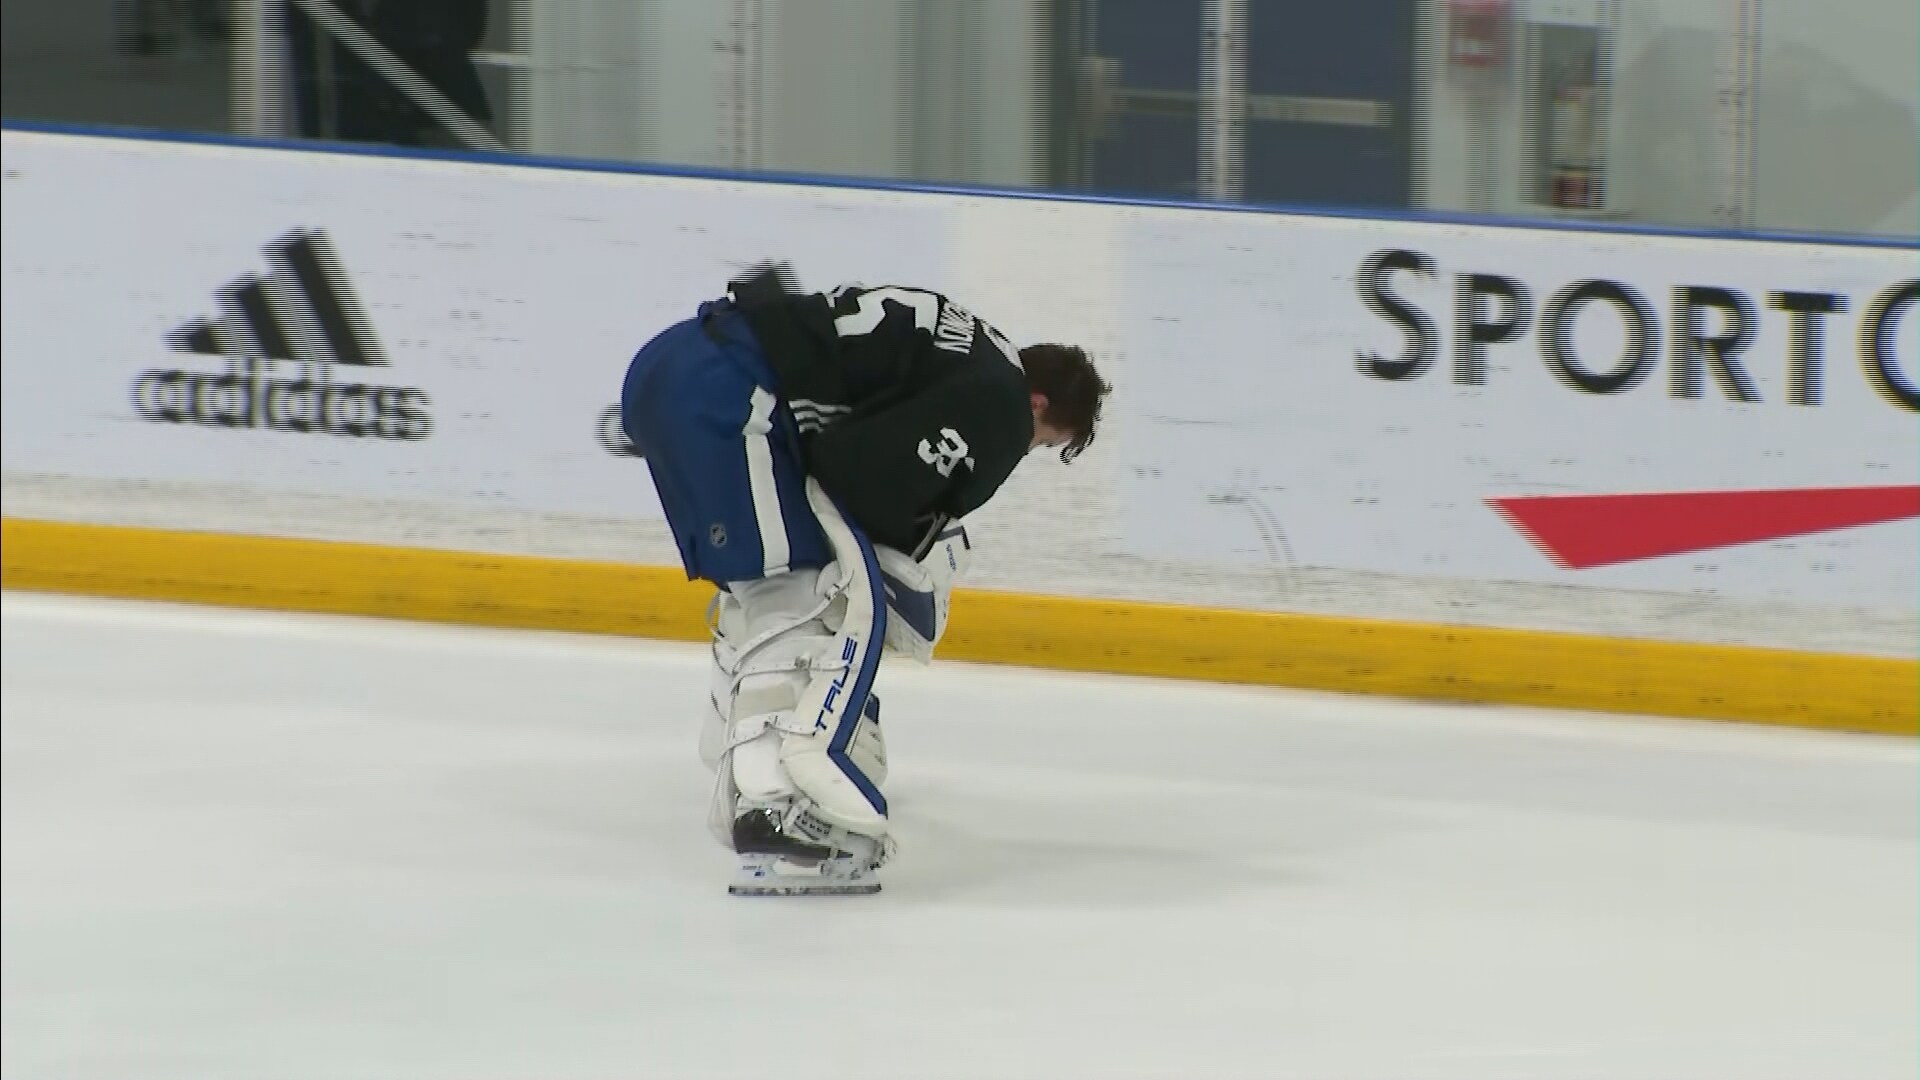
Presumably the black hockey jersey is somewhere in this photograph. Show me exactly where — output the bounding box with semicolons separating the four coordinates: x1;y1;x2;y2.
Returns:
730;277;1034;553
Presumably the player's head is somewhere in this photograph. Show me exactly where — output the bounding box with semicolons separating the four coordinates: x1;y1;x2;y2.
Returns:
1020;344;1110;463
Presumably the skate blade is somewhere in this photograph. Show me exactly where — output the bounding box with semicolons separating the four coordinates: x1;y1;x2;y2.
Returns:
729;854;881;897
728;880;881;897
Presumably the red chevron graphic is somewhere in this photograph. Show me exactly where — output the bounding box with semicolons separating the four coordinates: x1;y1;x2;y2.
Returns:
1489;485;1920;569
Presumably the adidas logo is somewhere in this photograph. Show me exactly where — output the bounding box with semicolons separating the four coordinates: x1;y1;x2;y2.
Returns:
131;229;432;440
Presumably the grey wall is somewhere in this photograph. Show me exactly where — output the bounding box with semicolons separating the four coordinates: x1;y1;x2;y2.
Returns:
4;0;1908;238
522;0;1043;187
2;0;229;130
1418;0;1918;238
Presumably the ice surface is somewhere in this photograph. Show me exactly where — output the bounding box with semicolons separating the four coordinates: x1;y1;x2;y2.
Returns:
3;592;1914;1080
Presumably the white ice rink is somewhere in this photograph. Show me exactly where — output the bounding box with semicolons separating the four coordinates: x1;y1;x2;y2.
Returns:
2;591;1914;1080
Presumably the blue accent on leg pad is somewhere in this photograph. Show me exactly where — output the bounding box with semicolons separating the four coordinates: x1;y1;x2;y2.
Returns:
880;570;940;644
825;509;889;818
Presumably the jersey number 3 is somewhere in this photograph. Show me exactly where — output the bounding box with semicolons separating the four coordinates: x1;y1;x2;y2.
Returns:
917;428;972;478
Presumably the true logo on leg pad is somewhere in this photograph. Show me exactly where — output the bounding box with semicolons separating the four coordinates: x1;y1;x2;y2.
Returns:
813;638;859;730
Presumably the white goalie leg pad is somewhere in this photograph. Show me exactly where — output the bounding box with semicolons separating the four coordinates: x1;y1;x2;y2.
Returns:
702;505;892;849
702;568;833;848
701;590;747;772
705;585;886;786
775;479;893;838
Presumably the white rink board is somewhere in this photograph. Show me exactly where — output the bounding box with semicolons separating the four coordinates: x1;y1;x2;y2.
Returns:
0;133;962;520
3;129;1915;655
1119;212;1918;608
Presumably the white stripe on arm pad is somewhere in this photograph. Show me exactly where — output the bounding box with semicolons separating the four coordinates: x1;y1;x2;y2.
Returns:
743;388;791;575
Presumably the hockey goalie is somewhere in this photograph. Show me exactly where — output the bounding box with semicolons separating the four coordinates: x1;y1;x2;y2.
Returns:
615;265;1109;894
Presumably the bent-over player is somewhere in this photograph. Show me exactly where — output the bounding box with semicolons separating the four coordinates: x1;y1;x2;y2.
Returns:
619;265;1110;894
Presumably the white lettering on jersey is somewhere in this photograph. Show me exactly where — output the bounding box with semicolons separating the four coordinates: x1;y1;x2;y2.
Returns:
831;287;1020;369
917;427;972;478
834;287;940;338
934;301;977;355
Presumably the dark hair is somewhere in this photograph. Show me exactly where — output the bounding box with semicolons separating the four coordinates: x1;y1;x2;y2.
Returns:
1019;343;1111;463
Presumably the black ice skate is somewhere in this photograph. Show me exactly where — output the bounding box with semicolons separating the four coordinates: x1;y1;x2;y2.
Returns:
727;806;888;897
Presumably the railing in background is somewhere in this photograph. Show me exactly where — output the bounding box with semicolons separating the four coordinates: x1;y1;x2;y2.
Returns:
1;0;1912;240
